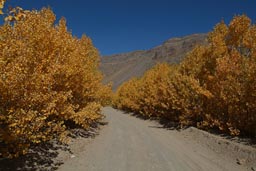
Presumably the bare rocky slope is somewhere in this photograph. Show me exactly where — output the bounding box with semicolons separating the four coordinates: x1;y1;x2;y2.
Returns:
100;33;207;90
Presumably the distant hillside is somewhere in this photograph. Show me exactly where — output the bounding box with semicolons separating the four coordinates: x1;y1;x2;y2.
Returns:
100;33;207;90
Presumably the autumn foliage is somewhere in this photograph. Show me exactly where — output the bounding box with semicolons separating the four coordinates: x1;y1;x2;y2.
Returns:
114;15;256;137
0;8;111;158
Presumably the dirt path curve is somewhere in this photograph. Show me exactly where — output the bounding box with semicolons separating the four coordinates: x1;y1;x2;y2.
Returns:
58;107;246;171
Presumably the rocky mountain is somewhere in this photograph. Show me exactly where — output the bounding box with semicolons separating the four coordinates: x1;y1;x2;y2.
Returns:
100;33;208;90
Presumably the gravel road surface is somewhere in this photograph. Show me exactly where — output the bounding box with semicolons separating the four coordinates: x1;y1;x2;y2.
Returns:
58;107;248;171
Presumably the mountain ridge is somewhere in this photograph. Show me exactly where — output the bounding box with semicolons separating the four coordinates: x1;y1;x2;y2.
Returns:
100;33;208;90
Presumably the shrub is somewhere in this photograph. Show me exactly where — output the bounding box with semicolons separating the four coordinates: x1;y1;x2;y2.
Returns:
0;8;111;158
115;15;256;137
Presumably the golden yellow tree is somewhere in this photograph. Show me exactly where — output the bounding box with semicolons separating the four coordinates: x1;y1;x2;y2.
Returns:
181;15;256;136
0;8;111;158
115;15;256;137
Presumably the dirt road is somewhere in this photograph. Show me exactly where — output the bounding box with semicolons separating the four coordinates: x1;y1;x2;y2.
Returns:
58;107;249;171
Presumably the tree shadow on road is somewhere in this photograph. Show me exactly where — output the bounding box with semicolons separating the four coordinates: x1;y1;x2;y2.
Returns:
147;118;183;131
117;108;256;148
205;128;256;148
119;109;181;131
0;141;67;171
0;128;100;171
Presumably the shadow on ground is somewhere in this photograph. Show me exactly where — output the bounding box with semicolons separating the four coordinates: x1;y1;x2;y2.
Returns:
0;127;102;171
120;109;181;130
148;118;180;131
0;141;67;171
118;108;256;148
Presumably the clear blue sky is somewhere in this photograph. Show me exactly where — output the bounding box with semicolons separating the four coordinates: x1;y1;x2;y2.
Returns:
2;0;256;56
